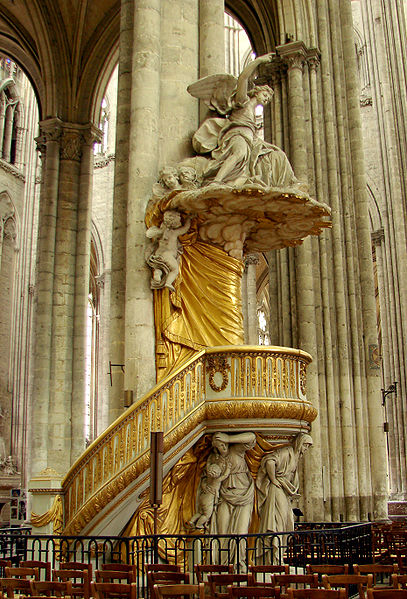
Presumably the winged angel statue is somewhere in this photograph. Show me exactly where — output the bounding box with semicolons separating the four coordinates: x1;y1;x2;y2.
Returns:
187;53;301;189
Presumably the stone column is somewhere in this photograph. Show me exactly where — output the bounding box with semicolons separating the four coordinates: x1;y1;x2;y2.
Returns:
123;0;161;402
245;254;259;345
277;41;324;521
109;0;133;422
70;125;102;464
340;0;388;520
199;0;225;120
31;122;61;476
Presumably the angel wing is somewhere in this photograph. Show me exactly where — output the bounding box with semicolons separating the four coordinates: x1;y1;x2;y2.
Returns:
187;74;237;115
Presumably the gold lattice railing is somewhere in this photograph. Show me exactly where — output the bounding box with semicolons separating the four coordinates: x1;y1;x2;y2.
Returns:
62;346;315;535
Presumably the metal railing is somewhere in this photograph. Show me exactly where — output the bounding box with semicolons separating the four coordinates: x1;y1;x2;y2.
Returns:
0;525;372;596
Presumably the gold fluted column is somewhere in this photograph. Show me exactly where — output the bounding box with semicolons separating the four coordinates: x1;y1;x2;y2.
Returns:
277;41;324;521
339;0;388;520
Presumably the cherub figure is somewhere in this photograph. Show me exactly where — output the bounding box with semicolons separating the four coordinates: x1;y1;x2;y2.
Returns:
187;460;231;529
146;211;191;291
178;166;198;189
152;166;181;200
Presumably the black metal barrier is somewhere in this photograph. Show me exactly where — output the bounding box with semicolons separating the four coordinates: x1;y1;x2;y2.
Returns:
0;524;373;598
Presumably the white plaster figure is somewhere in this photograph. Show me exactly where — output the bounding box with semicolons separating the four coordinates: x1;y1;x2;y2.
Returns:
178;166;198;189
188;55;300;189
152;166;181;199
256;433;313;563
0;456;20;475
209;431;256;535
146;211;191;291
188;461;231;529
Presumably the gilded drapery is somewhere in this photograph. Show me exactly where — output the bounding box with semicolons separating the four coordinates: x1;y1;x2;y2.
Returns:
154;241;244;381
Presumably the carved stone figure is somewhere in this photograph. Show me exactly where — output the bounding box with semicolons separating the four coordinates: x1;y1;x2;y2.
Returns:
146;211;191;290
209;431;256;535
187;460;231;529
256;433;313;563
187;55;301;190
0;456;20;475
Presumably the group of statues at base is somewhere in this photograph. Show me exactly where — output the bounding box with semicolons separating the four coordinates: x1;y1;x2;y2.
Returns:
187;431;312;564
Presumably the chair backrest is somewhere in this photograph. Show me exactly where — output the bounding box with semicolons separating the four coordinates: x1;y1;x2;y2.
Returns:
367;591;407;599
53;569;90;599
287;590;347;599
195;565;233;583
306;566;349;577
145;565;181;574
59;562;92;579
0;559;12;576
154;583;205;599
0;577;33;598
21;560;52;581
5;567;40;580
91;581;138;599
30;580;73;597
95;570;134;583
353;565;398;585
148;571;190;599
322;574;374;599
228;585;281;599
272;574;319;591
101;564;134;572
208;574;254;599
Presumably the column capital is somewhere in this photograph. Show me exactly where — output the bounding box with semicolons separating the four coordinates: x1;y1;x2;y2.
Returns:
37;118;102;161
371;228;385;246
276;41;308;72
306;48;321;72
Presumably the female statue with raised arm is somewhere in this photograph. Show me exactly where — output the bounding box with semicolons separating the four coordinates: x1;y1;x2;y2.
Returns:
188;54;300;189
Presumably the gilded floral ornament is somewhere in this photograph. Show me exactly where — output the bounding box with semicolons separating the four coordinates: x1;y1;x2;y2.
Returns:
208;356;230;392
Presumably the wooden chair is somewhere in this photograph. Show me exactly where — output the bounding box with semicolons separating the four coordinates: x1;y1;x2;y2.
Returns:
207;574;254;599
0;577;34;598
6;566;40;580
353;565;398;587
249;565;289;586
367;591;407;599
91;582;138;599
95;570;134;584
21;560;52;581
0;559;12;576
228;586;281;599
53;569;90;599
148;572;190;599
272;574;319;598
392;575;407;589
306;566;349;579
322;574;374;599
59;563;92;580
153;583;205;599
195;565;234;584
30;580;73;597
287;590;347;599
